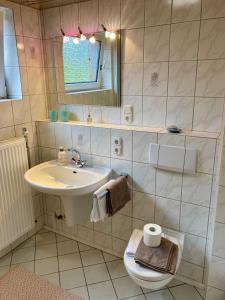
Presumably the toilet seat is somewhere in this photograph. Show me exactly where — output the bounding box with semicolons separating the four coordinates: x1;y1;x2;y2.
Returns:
124;230;184;289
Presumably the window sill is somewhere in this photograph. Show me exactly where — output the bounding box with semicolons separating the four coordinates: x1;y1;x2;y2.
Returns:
65;88;112;95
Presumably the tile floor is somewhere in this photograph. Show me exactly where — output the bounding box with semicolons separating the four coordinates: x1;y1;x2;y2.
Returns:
0;230;205;300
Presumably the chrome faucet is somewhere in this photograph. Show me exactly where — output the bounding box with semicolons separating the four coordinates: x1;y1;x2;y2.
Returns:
71;148;86;168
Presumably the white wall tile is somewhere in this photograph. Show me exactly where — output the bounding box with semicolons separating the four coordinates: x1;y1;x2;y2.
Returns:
133;162;156;194
216;186;225;223
170;22;200;61
38;122;55;148
143;96;167;128
144;25;170;62
156;169;182;200
182;173;212;207
166;97;194;130
133;131;157;163
193;98;224;133
79;0;99;33
168;61;197;96
199;19;225;60
208;256;225;290
172;0;201;22
60;4;79;36
133;191;155;222
111;158;132;188
155;196;180;230
180;203;209;237
99;0;120;30
186;137;216;174
202;0;225;19
21;6;41;38
121;0;144;29
112;214;132;240
213;222;225;259
143;62;168;96
0;101;14;128
122;63;143;96
122;29;144;64
183;234;206;266
71;126;91;154
54;123;72;149
91;127;111;157
145;0;172;26
196;60;225;97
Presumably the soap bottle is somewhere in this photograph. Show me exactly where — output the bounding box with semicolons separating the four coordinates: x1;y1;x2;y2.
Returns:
58;146;67;165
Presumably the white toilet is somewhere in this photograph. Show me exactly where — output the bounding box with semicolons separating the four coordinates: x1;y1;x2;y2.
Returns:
124;229;184;290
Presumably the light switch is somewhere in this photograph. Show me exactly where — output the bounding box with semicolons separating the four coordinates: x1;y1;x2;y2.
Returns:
123;105;133;124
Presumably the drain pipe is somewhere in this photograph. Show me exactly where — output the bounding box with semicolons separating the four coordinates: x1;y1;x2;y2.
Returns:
22;127;31;168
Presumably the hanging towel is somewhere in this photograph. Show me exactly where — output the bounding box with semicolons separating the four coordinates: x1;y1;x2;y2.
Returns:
106;176;131;216
90;179;115;222
126;229;143;257
134;237;178;275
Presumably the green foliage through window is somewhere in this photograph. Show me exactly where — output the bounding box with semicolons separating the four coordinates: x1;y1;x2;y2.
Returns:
63;38;101;84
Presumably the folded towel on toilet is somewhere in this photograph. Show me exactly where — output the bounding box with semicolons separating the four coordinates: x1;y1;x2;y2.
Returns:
106;176;131;216
125;229;143;257
134;237;178;275
90;180;115;222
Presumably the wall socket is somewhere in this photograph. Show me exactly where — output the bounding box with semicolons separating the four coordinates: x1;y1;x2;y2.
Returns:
112;137;122;155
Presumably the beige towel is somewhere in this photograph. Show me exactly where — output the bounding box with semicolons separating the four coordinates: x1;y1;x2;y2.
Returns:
0;266;83;300
134;237;178;275
106;176;131;216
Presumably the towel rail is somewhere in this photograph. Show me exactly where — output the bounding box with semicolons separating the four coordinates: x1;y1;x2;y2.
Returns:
96;172;128;198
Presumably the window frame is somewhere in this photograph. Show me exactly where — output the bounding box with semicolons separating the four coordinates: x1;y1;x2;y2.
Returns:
0;10;6;99
63;38;103;93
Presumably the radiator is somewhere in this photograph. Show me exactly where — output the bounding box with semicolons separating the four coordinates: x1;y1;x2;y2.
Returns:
0;137;34;251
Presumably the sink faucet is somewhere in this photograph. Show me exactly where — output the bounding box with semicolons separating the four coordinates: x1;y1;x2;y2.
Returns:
71;148;86;168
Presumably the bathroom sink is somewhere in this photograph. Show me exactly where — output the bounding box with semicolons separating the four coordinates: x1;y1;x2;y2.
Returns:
25;160;111;225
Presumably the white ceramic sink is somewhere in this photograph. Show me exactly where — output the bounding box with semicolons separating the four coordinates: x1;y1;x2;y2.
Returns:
25;160;111;225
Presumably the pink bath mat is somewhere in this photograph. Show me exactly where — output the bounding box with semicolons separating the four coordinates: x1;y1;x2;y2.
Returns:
0;266;83;300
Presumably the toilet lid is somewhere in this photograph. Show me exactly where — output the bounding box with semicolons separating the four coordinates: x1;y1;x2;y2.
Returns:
124;234;183;282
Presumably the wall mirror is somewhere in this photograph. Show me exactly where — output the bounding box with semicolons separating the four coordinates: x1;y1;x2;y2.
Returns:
53;30;121;107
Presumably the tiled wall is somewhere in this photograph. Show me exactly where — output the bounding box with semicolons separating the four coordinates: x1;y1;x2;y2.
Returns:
0;0;47;255
42;0;225;134
38;120;219;288
206;136;225;299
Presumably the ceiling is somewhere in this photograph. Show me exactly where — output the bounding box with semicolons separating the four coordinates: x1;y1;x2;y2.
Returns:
9;0;88;9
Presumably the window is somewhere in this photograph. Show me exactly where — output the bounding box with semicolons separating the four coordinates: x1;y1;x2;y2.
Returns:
63;38;102;92
0;7;22;101
0;11;6;98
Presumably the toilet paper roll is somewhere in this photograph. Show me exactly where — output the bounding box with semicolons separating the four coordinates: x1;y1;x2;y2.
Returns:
143;224;162;247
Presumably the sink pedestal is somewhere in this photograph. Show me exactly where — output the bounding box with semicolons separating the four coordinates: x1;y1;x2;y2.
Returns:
61;194;93;226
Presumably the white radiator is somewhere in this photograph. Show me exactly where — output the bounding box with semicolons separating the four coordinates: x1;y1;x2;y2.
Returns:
0;137;34;251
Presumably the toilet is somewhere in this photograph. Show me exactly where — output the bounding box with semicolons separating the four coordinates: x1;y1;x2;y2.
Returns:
124;229;184;290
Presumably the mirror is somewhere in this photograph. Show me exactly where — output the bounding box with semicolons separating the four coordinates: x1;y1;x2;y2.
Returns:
53;30;121;107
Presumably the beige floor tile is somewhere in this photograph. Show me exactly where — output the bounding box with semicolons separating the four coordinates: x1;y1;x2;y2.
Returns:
58;253;82;271
107;259;128;279
80;250;104;266
35;243;57;259
69;286;89;300
57;240;79;255
88;280;117;300
0;253;12;267
113;276;143;299
35;256;58;275
11;247;35;264
170;285;202;300
41;272;60;286
60;268;86;289
84;263;110;284
36;232;56;245
146;289;174;300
